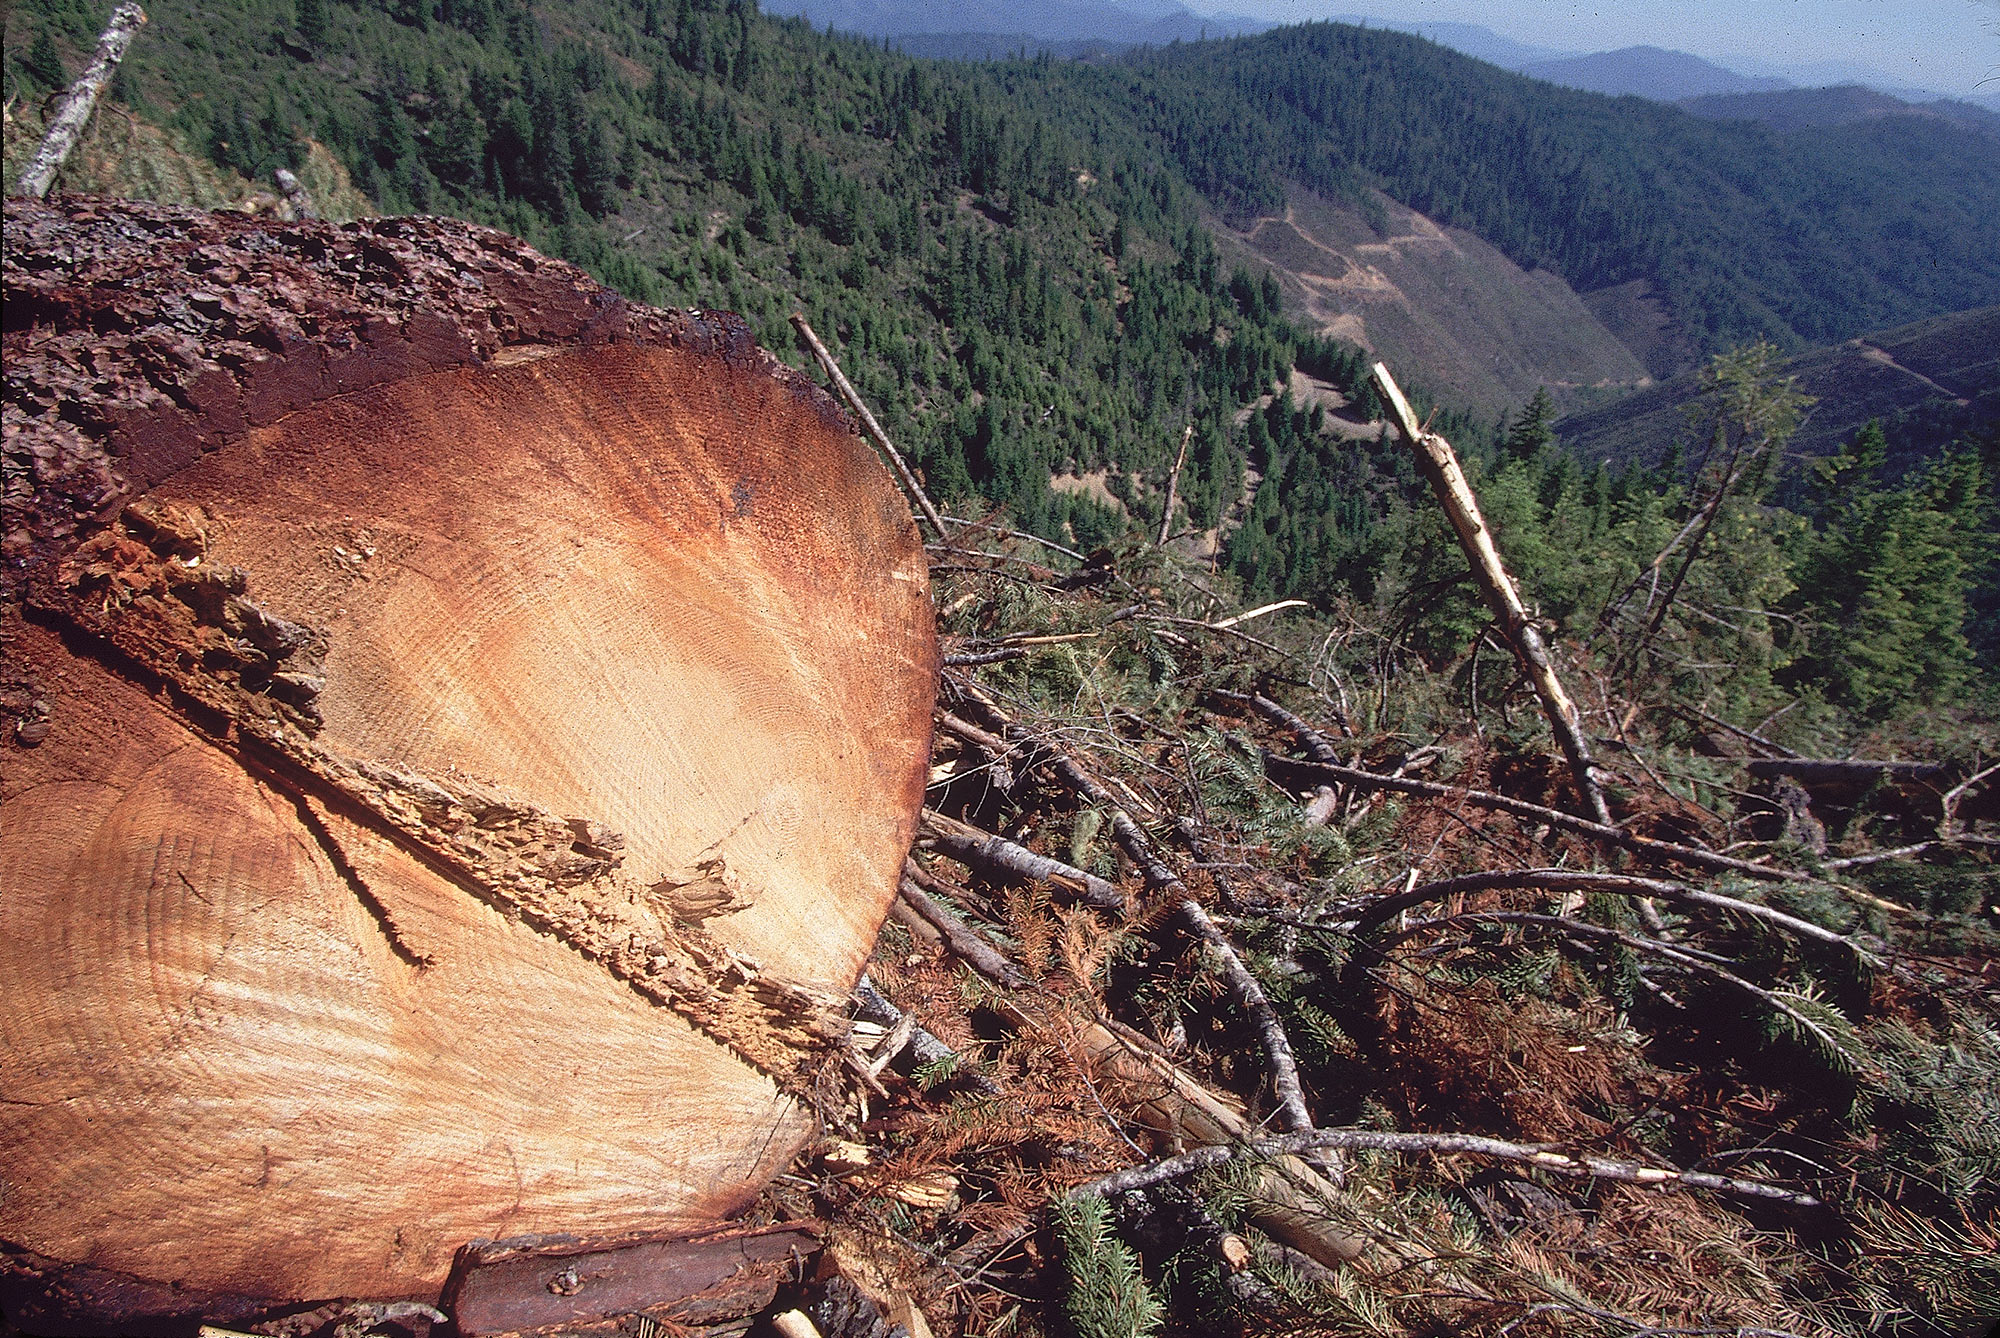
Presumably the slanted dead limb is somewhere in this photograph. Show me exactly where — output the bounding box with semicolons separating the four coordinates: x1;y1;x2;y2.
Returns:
1213;688;1347;757
12;3;147;199
896;866;1031;989
1158;423;1193;546
790;313;948;538
1074;1128;1824;1210
944;692;1319;1136
1372;362;1614;829
922;809;1126;911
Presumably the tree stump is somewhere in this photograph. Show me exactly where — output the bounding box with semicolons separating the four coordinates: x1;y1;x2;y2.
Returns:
0;199;936;1321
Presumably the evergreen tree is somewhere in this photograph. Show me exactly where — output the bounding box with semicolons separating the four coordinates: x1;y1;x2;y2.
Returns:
1504;387;1556;461
296;0;330;49
22;30;66;90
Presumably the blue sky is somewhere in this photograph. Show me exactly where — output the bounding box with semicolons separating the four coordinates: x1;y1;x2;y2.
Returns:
1235;0;2000;98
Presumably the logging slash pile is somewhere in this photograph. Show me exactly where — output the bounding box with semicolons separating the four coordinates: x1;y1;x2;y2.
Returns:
3;197;1998;1338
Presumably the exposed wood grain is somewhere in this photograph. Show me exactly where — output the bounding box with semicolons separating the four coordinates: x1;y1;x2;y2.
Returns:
1;199;937;1314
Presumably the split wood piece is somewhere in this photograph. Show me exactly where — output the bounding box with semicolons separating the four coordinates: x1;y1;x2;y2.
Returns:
1;202;936;1309
791;313;948;538
1370;363;1614;829
852;975;1001;1096
1075;1128;1824;1210
442;1224;820;1337
1350;868;1873;959
936;710;1016;794
1262;753;1810;884
11;3;147;199
1072;1021;1370;1269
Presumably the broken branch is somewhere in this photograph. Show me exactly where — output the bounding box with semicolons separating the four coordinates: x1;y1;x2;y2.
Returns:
13;3;148;200
1074;1128;1824;1210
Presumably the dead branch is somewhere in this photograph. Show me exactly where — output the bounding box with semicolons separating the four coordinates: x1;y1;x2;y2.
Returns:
1214;688;1346;758
1348;868;1872;958
1681;704;1801;759
1373;362;1614;828
897;870;1031;989
1074;1128;1824;1210
852;974;1000;1096
1940;761;1998;841
790;313;948;538
13;3;148;200
1263;752;1811;883
1158;423;1192;546
950;694;1319;1135
922;809;1125;911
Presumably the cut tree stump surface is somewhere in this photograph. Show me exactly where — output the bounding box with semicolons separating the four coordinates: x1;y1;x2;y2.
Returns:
1;198;936;1312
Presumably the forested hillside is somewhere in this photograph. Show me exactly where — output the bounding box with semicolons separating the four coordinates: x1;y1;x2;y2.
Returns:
5;0;1997;720
1115;24;2000;363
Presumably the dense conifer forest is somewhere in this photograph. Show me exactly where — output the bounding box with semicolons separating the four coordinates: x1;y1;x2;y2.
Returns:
8;0;1994;725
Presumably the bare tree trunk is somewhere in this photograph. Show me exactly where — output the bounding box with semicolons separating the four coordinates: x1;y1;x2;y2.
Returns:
12;3;148;199
1370;363;1615;828
1158;423;1192;545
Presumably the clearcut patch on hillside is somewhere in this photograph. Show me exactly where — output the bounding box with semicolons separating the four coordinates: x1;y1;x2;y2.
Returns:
1208;185;1653;419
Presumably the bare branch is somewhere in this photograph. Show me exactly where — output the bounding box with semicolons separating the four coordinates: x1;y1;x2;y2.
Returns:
1074;1127;1823;1209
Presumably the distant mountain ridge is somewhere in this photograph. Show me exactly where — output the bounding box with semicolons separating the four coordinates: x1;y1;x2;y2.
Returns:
1556;305;2000;475
1677;85;2000;138
1519;45;1789;101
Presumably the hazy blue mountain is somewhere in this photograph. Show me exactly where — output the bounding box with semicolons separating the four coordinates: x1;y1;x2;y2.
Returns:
1519;45;1790;100
1322;16;1577;69
1678;85;2000;138
1739;56;2000;114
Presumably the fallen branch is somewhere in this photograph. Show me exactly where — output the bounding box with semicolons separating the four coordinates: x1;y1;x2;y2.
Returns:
1074;1128;1823;1210
897;868;1031;989
1263;752;1808;883
1681;704;1800;759
853;974;1000;1096
922;809;1125;911
1213;688;1346;759
13;3;148;200
1348;868;1871;958
954;702;1317;1136
791;313;948;538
